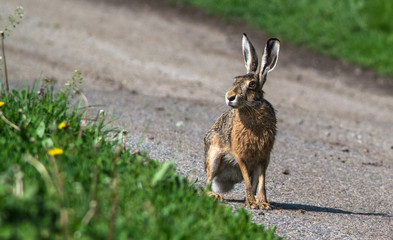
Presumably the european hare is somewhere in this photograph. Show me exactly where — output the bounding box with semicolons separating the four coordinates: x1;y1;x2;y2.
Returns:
204;34;280;209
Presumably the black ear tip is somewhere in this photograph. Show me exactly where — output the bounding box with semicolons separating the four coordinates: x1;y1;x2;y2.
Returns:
267;38;280;44
266;38;280;51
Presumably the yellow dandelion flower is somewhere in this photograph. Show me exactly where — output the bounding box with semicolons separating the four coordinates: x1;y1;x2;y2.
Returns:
58;122;68;130
0;101;5;107
48;147;64;156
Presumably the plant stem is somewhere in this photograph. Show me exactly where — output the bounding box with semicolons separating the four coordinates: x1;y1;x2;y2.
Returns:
78;92;89;138
0;111;21;131
82;167;99;225
48;155;69;238
122;130;128;152
106;156;119;240
24;154;55;194
1;32;9;95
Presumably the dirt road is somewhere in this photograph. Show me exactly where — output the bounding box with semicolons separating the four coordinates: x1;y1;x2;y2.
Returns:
2;0;393;239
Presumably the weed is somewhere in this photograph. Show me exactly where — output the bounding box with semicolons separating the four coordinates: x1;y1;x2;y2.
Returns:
0;6;24;95
0;79;281;239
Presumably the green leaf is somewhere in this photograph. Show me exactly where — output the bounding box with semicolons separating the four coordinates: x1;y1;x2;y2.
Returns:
151;161;173;186
35;121;45;138
17;222;37;240
41;138;53;149
0;226;12;239
20;88;28;99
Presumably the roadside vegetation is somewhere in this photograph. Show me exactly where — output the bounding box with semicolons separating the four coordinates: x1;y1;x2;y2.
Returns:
0;77;281;239
0;6;281;240
171;0;393;77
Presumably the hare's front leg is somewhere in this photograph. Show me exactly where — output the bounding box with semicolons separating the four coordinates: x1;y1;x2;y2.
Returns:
255;158;270;209
233;153;258;209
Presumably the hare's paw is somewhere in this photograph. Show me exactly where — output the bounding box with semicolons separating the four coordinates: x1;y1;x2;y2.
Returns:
245;198;259;209
255;196;271;210
207;191;223;201
256;201;270;210
246;200;270;210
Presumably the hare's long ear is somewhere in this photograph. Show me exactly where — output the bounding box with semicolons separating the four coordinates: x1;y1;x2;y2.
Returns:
259;38;280;86
242;33;258;74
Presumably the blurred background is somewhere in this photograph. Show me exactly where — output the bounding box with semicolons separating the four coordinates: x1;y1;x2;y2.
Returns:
172;0;393;77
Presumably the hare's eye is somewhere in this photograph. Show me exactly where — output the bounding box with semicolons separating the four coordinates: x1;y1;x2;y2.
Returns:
248;81;256;89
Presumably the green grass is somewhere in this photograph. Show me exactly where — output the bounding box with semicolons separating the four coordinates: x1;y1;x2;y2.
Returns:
171;0;393;77
0;77;281;239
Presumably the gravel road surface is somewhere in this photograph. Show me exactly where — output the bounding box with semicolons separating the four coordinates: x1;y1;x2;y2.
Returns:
2;0;393;239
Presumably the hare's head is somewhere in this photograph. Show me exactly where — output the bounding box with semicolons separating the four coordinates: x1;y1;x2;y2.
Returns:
225;34;280;108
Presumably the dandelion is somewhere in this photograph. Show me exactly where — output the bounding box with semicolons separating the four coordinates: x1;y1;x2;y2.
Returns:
58;122;68;130
0;101;5;107
48;147;64;156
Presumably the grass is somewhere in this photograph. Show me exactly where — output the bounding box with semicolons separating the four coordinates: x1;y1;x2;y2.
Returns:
0;76;281;239
170;0;393;77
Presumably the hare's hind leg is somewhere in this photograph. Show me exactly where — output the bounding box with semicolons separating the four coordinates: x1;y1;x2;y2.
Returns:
255;157;270;209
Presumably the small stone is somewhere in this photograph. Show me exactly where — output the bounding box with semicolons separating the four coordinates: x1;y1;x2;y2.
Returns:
362;162;382;167
129;89;138;95
282;169;290;175
341;147;350;153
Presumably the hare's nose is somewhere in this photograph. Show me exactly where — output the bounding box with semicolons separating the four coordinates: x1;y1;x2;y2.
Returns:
227;95;236;102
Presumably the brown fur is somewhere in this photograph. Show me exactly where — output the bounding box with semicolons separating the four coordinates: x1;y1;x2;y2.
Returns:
204;35;280;209
232;104;276;163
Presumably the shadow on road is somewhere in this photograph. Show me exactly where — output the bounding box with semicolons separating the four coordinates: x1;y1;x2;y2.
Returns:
271;202;391;217
227;199;391;217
